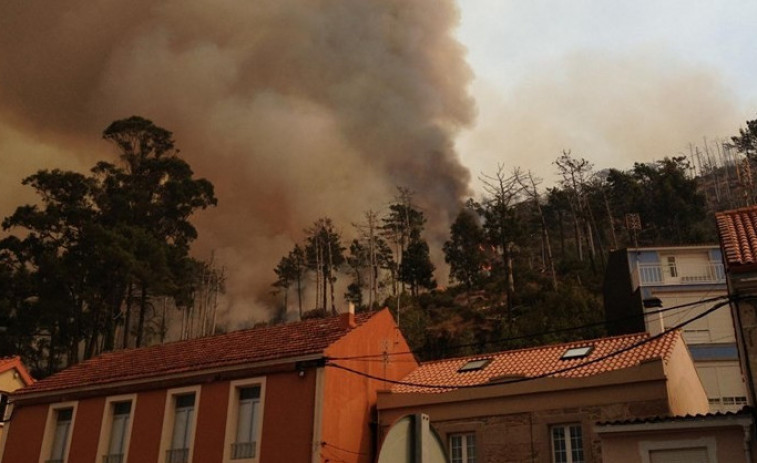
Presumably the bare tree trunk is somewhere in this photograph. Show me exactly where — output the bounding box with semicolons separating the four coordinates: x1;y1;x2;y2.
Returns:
122;282;134;349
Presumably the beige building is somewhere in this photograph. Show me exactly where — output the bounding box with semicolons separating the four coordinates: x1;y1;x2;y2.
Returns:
604;246;748;412
596;410;754;463
0;356;34;443
377;331;715;463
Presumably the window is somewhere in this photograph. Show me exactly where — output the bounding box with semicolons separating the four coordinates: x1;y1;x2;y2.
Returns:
561;346;593;360
168;394;195;463
667;256;678;278
224;378;266;463
160;387;200;463
551;424;584;463
458;359;491;373
47;408;74;463
231;387;261;459
0;393;8;424
449;433;476;463
103;401;132;463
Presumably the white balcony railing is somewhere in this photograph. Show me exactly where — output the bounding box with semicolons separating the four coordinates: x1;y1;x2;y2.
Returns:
636;262;725;286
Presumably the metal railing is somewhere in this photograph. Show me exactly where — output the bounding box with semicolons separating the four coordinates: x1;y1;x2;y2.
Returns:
636;262;725;285
231;441;256;459
166;448;189;463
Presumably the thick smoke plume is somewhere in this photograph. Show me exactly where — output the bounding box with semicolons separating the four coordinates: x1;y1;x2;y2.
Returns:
0;1;474;325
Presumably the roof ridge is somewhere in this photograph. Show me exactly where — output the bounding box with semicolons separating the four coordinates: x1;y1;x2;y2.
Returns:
74;311;376;363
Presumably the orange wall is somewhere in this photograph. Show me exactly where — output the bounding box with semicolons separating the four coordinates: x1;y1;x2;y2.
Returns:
127;388;167;461
2;369;320;463
0;403;47;463
194;381;228;462
68;396;105;462
322;309;418;463
260;370;317;462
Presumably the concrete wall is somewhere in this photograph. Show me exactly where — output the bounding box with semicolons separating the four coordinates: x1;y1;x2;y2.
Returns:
599;426;753;463
663;334;709;415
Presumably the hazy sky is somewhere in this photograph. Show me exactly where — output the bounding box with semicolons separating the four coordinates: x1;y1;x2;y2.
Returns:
456;1;757;190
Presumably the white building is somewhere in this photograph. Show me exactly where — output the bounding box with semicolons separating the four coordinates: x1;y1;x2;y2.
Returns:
603;245;748;412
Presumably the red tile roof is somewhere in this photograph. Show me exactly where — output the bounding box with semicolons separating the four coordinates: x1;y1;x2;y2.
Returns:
0;356;35;386
17;312;373;396
392;331;680;393
716;206;757;271
596;406;753;426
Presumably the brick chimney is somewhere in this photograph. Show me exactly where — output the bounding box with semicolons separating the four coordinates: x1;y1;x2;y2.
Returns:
340;302;357;329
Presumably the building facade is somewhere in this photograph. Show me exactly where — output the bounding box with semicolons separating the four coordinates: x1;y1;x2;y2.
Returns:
377;331;710;463
0;309;416;463
604;246;748;411
0;356;34;443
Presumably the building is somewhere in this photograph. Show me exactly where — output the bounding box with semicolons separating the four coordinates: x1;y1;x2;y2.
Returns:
0;356;34;443
595;409;755;463
377;331;710;463
0;308;416;463
716;206;757;411
604;245;748;411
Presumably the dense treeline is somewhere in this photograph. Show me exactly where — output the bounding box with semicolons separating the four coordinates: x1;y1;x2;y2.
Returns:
273;116;757;361
0;117;218;377
2;115;756;375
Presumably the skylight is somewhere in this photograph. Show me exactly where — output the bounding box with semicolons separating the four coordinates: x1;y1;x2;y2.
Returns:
561;346;593;360
457;358;491;373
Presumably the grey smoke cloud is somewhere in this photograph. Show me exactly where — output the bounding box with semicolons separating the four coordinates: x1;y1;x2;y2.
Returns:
0;1;474;324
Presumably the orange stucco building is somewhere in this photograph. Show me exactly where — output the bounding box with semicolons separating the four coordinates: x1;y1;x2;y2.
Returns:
0;308;416;463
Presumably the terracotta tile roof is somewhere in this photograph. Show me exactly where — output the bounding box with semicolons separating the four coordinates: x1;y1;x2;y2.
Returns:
0;356;35;386
596;406;753;427
17;312;373;396
392;331;680;393
716;206;757;271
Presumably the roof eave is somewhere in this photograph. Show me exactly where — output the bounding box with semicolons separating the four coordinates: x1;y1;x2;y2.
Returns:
13;352;325;404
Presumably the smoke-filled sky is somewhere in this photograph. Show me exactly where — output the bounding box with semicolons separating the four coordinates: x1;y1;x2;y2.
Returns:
1;1;756;324
456;1;757;190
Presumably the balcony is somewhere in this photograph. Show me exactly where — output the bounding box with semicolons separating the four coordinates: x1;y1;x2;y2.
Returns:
166;448;189;463
636;262;725;286
231;441;256;459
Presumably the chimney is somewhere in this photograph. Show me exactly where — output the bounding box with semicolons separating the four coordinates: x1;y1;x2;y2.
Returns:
340;302;357;329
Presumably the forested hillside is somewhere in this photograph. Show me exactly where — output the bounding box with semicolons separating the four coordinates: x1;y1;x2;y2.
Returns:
2;116;756;376
274;116;757;361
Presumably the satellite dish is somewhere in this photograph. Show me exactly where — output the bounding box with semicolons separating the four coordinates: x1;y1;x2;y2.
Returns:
377;413;448;463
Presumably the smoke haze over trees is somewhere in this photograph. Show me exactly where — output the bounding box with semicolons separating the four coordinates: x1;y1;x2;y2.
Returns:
0;1;474;325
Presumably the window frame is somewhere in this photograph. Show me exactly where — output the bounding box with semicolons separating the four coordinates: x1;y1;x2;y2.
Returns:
159;386;201;463
448;432;477;463
550;423;585;463
96;394;137;463
222;377;266;463
38;401;78;463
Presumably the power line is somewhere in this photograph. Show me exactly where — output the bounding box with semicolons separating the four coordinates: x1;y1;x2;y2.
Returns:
325;297;736;391
328;295;731;362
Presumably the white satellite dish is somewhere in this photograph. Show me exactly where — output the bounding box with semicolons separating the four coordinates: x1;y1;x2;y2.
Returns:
377;413;448;463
